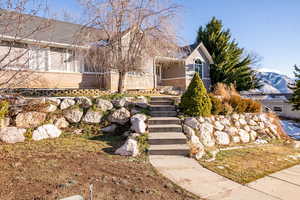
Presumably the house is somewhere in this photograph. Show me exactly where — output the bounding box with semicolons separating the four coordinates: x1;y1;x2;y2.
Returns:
0;11;213;91
242;93;300;120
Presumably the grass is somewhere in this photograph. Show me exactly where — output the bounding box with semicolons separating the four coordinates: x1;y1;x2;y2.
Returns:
0;131;200;200
199;142;300;184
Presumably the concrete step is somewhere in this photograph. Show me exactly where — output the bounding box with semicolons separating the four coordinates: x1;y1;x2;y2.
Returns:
148;117;181;125
150;111;177;117
148;124;182;133
150;105;176;111
149;144;190;156
150;101;173;105
150;97;174;102
149;132;187;145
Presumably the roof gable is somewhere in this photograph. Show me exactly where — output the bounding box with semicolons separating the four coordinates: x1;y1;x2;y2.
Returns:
180;42;214;64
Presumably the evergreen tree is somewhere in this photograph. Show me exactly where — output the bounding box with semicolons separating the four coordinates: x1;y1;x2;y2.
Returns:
179;73;212;116
289;65;300;110
196;17;261;91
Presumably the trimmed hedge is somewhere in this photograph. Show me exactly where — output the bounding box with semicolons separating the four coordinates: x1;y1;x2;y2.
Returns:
180;73;212;117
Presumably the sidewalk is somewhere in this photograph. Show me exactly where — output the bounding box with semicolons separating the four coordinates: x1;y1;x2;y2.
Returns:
150;155;300;200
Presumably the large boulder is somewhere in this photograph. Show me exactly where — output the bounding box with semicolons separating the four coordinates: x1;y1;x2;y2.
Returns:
0;127;26;143
190;135;201;146
112;98;127;108
40;104;57;113
45;97;61;106
232;136;241;143
32;124;61;141
214;121;225;131
130;114;147;133
95;99;113;111
64;108;84;123
183;124;195;138
248;119;257;126
60;99;75;110
54;117;69;129
102;124;118;133
82;109;103;123
135;96;148;108
199;122;215;147
214;131;230;145
108;108;130;125
190;135;205;160
76;97;92;108
115;138;139;157
249;130;257;141
27;98;46;105
238;129;250;143
225;127;238;136
184;118;201;130
232;113;239;120
131;114;147;121
131;120;146;134
221;118;231;126
238;118;247;126
15;112;46;128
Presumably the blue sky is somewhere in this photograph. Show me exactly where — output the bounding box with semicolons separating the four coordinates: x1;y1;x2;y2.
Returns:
49;0;300;77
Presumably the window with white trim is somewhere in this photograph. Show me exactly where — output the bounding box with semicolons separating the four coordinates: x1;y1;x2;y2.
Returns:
28;46;48;71
194;59;203;78
49;47;80;73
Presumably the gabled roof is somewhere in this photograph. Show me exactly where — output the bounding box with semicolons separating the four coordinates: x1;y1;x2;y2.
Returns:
180;42;214;64
0;9;105;47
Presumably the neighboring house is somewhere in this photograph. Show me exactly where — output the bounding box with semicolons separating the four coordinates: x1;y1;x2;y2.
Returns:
0;11;213;91
242;93;300;120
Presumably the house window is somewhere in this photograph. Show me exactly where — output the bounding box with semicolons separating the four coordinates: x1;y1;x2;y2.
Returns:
274;106;282;112
194;59;203;78
29;46;48;71
49;47;80;73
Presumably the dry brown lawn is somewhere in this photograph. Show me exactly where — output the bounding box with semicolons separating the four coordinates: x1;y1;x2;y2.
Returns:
0;133;199;200
199;142;300;184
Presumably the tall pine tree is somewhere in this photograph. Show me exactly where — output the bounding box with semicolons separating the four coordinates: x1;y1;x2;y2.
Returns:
196;17;261;91
289;65;300;110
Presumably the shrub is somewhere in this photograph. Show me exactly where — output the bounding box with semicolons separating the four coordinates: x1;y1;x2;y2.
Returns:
179;73;212;117
228;95;248;113
244;98;262;113
220;102;233;115
213;83;239;100
209;94;223;115
0;100;9;120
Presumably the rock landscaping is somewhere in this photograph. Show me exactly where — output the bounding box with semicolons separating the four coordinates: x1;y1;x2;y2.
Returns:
184;113;287;160
0;96;150;157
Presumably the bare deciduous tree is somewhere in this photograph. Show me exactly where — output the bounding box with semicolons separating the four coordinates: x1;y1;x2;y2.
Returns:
0;0;51;89
78;0;181;93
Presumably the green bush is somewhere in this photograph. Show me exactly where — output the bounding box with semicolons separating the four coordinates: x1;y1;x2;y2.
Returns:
209;94;223;115
179;73;212;117
0;100;9;120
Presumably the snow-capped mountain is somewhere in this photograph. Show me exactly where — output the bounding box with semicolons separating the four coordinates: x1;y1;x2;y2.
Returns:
250;71;294;93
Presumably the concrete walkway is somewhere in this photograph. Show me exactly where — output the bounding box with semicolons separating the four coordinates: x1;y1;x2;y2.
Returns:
150;155;300;200
148;96;300;199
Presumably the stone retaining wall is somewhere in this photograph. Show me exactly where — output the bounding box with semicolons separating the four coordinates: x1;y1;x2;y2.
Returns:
0;96;149;155
183;113;288;160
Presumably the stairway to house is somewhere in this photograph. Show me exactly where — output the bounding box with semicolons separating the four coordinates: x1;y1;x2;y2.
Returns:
148;96;189;156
